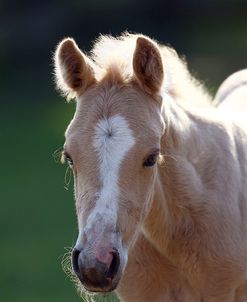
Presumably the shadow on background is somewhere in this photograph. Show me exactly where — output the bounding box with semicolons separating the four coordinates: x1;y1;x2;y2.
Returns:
1;0;247;301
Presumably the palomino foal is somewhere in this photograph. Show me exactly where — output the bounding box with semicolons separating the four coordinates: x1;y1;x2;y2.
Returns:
54;33;247;301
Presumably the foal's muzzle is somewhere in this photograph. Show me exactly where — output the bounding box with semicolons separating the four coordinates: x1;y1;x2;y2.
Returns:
72;247;120;292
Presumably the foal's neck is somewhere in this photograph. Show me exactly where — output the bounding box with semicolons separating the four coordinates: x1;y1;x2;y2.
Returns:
160;98;215;208
162;95;216;162
143;95;235;256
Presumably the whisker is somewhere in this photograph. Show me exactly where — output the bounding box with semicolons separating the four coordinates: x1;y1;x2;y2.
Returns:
64;166;72;190
60;246;103;302
52;146;63;163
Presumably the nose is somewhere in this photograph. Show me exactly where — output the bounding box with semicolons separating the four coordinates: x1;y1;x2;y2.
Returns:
72;247;120;291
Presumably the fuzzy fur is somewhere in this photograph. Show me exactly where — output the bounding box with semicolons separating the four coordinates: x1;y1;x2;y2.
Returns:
55;33;247;301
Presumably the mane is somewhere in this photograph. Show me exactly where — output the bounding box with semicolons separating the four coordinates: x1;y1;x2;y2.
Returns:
90;32;212;107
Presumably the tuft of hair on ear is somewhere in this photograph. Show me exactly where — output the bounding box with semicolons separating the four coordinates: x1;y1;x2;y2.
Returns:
54;38;95;101
133;36;164;95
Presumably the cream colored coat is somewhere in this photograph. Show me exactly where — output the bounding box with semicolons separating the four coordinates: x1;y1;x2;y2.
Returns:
54;33;247;302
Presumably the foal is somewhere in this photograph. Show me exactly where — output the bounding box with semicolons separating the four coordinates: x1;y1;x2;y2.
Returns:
54;33;247;301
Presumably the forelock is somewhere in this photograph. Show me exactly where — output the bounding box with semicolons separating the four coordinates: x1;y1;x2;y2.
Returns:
90;33;138;82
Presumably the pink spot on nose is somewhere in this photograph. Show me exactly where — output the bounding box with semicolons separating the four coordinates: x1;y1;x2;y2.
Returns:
93;245;114;268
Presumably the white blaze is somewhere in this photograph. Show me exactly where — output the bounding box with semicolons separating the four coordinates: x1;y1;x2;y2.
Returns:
85;115;135;232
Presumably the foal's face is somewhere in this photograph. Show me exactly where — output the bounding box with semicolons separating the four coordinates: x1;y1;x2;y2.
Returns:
55;35;165;292
64;85;164;291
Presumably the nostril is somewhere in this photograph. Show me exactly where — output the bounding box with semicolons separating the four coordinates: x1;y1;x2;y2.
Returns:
72;248;81;276
106;249;120;280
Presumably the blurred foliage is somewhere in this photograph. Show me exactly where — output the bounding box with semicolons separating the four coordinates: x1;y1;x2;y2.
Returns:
0;0;247;301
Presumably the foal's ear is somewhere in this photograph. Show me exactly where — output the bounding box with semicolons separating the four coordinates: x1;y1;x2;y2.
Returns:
133;36;164;95
54;38;95;100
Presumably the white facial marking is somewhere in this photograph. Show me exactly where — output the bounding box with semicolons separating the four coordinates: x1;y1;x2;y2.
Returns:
84;115;135;235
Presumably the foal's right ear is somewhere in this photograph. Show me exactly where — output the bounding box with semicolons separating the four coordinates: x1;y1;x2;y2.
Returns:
54;38;95;100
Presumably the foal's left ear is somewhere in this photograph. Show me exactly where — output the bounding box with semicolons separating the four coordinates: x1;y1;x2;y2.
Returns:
133;36;164;95
54;38;95;100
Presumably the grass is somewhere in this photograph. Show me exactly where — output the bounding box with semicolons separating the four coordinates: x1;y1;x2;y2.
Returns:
0;98;118;302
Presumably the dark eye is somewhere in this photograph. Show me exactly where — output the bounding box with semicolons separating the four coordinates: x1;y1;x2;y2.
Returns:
66;156;73;168
61;152;73;168
143;153;158;167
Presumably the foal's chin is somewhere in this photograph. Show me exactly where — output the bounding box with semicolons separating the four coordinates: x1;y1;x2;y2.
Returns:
78;274;121;293
83;281;119;294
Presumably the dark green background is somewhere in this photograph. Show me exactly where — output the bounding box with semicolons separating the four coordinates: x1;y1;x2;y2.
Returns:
1;0;247;301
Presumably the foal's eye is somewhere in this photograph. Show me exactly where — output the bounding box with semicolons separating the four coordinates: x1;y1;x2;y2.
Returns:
61;152;73;168
143;153;159;167
66;156;73;168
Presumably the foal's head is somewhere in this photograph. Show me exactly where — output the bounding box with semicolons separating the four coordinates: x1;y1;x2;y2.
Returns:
55;34;165;293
